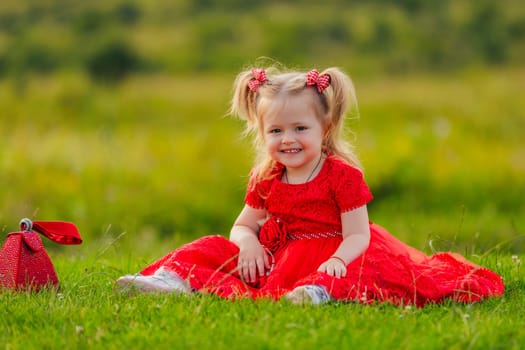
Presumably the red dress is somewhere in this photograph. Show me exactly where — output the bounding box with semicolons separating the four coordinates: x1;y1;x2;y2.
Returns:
141;155;504;306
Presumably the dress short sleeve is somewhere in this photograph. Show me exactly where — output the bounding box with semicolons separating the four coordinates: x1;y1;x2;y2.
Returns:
332;159;374;213
244;172;269;209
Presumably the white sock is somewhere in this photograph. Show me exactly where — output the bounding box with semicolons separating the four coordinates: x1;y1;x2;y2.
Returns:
302;285;331;304
285;285;331;305
151;267;190;291
117;267;190;294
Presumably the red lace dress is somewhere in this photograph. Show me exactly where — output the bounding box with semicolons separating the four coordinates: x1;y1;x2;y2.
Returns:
140;155;504;306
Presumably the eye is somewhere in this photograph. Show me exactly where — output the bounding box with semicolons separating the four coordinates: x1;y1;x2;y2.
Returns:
269;128;281;134
296;126;308;131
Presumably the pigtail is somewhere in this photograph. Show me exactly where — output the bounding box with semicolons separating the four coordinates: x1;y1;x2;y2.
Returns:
319;67;362;170
230;70;259;133
230;68;271;132
322;67;358;125
230;69;272;184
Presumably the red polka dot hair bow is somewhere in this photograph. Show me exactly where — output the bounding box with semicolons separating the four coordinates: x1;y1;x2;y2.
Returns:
247;69;268;92
306;69;331;93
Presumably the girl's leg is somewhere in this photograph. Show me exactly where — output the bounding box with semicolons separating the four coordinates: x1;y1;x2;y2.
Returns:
117;235;253;298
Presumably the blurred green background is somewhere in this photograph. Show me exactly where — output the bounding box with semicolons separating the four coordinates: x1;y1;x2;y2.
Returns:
0;0;524;256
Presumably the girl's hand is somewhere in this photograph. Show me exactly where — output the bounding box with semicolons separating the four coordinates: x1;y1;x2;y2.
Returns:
318;256;347;278
237;236;270;283
318;206;371;279
230;204;270;283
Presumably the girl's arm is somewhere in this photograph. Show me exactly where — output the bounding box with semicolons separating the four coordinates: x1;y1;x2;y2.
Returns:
317;205;371;278
230;204;270;283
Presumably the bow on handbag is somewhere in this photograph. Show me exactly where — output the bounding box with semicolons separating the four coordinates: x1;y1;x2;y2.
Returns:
0;218;82;291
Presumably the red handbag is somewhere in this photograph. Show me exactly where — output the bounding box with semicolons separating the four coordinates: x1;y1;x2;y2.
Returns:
0;218;82;291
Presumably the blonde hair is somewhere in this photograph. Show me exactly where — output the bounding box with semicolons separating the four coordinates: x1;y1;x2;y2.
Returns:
230;66;362;183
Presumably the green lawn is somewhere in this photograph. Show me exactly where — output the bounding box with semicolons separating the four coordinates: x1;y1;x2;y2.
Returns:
0;253;523;349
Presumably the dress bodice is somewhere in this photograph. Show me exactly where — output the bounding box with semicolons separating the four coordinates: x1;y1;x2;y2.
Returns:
244;155;374;236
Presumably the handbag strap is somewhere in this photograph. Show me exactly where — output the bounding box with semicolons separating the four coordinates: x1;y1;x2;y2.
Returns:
20;219;83;245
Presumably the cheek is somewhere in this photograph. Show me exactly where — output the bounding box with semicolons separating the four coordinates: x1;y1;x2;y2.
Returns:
264;137;281;151
266;137;278;148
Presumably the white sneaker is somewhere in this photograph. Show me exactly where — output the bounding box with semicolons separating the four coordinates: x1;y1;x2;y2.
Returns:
116;267;190;294
284;285;331;305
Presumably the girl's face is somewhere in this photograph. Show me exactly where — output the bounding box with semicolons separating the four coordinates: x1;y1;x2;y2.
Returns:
261;90;325;180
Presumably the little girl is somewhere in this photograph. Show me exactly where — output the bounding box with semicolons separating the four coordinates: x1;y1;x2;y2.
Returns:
117;67;504;306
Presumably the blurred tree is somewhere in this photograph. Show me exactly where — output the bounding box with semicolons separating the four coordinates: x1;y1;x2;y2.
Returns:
369;17;395;52
0;0;523;75
113;2;142;26
86;40;141;82
0;55;5;76
74;10;107;34
322;19;351;43
0;13;19;34
396;0;424;14
466;2;509;63
508;18;525;40
5;42;59;75
190;0;261;12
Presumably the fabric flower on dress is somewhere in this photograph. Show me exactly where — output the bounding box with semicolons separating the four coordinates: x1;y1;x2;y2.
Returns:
258;215;287;253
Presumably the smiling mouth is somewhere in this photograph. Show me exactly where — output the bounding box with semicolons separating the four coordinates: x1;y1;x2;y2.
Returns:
281;149;302;153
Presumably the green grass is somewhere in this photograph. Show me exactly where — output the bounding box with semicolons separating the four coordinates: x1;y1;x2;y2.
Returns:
1;251;523;349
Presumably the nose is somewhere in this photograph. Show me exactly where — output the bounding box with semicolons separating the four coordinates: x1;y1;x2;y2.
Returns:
281;130;294;144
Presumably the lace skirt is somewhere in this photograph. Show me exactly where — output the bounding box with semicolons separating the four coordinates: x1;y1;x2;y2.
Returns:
139;223;504;306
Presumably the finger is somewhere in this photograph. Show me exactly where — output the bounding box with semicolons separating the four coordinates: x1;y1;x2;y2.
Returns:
248;261;257;282
317;263;327;274
341;266;347;278
330;264;337;278
334;266;341;278
256;258;266;277
237;260;245;276
241;262;250;281
236;260;243;275
263;254;270;270
338;264;345;278
238;262;244;279
338;265;347;278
